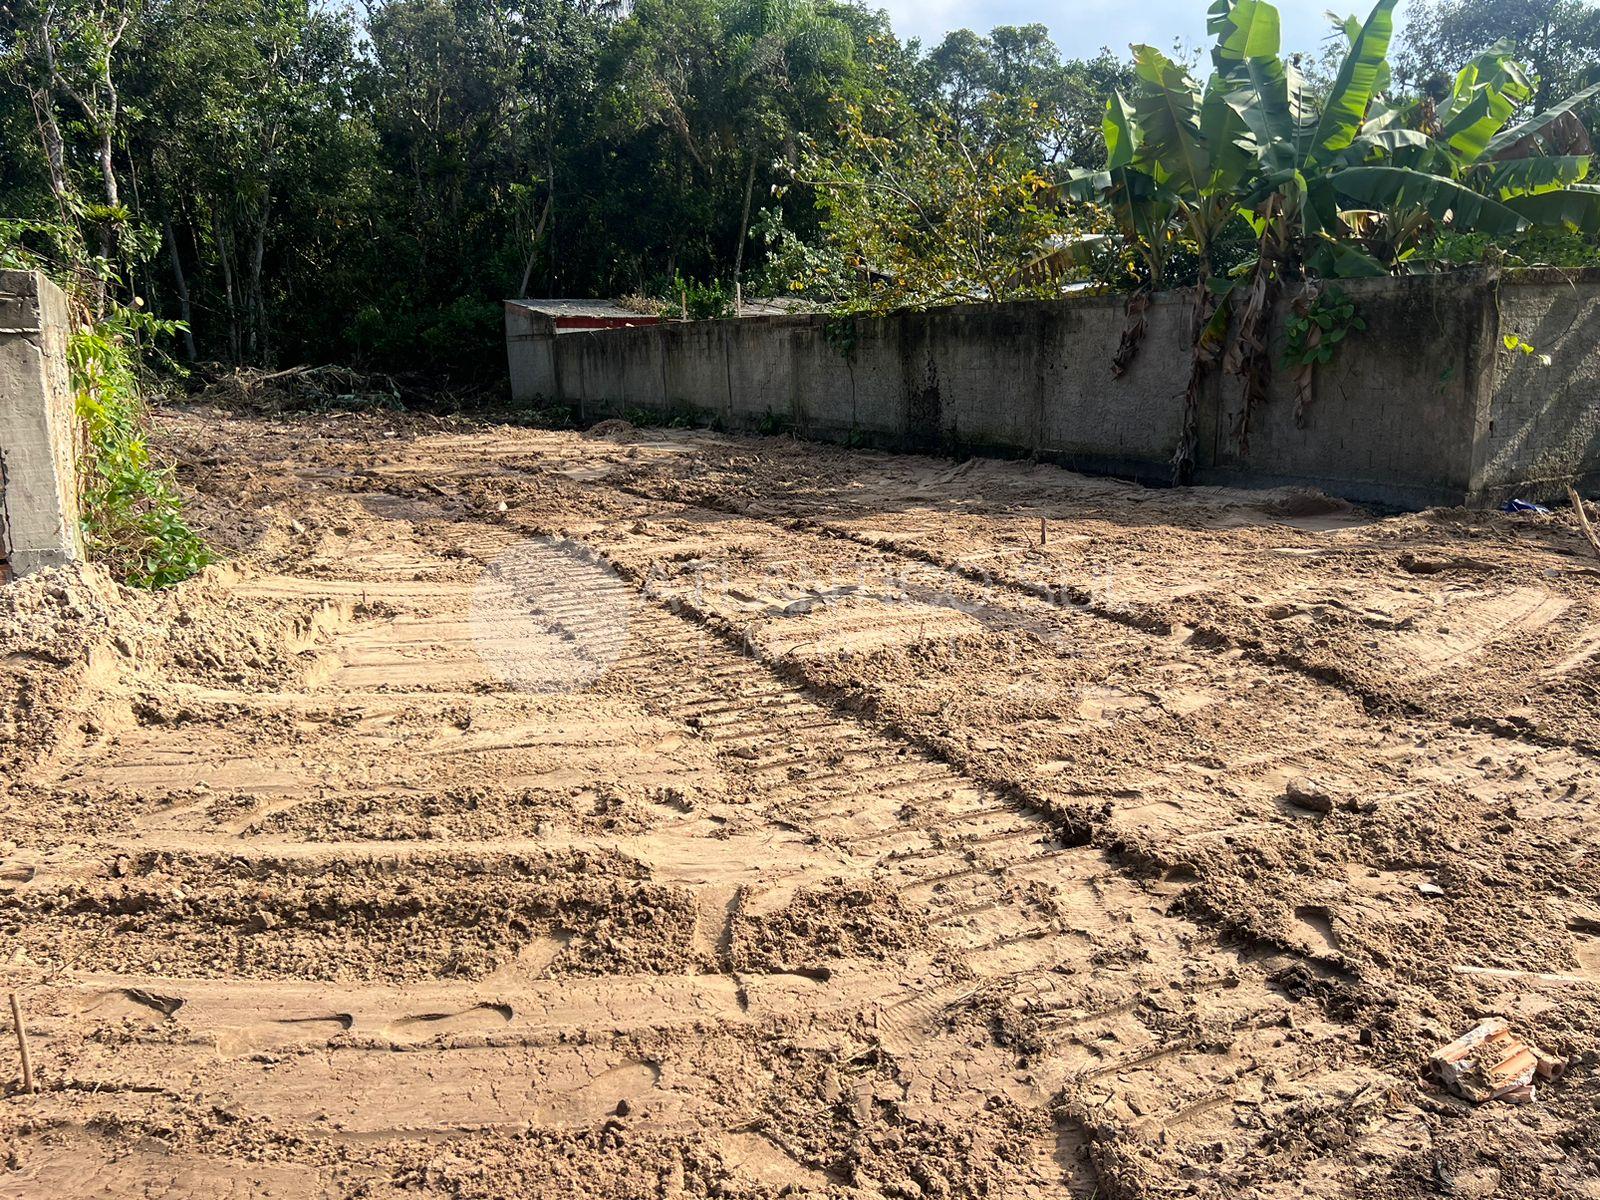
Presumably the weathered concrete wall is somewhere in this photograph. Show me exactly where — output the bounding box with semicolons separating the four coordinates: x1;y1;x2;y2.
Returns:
1;270;81;579
505;303;559;401
507;270;1600;509
1205;274;1499;509
1475;271;1600;501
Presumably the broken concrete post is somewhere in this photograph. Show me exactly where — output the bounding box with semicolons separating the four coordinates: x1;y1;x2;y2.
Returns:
0;270;82;580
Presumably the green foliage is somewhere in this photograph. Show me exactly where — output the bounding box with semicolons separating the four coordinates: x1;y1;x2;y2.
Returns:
755;408;794;435
1282;287;1366;367
670;274;736;320
1423;224;1600;267
1067;0;1600;288
1399;0;1600;112
7;0;1600;383
784;85;1095;311
68;305;212;588
0;214;210;587
821;314;859;359
350;298;505;379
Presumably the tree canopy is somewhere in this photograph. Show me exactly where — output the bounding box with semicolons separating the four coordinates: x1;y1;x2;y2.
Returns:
3;0;1600;374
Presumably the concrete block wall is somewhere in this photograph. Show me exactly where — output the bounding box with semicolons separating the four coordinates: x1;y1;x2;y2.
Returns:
507;269;1600;509
0;270;81;579
1476;270;1600;501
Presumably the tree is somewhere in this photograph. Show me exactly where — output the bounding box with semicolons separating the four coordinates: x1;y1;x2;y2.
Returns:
779;85;1092;310
1399;0;1600;110
613;0;855;309
3;0;141;269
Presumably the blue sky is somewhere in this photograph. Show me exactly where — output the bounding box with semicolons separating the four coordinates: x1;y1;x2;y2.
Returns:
873;0;1404;59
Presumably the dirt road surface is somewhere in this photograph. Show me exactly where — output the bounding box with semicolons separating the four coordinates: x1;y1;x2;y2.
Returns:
3;408;1599;1198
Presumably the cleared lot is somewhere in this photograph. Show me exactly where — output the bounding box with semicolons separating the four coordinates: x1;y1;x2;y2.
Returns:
2;409;1598;1198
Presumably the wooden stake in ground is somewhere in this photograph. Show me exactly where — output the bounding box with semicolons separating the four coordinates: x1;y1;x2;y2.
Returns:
1567;485;1600;560
1040;516;1047;547
8;992;34;1095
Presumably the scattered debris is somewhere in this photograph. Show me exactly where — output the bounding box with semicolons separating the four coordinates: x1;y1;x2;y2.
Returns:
1500;498;1552;516
1432;1018;1564;1103
1397;552;1496;575
583;418;637;441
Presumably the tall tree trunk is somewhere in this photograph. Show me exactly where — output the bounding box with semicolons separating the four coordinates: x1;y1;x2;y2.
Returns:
248;195;271;363
518;194;554;298
97;130;119;209
544;137;558;291
92;48;123;264
27;87;69;208
733;151;758;314
163;215;198;360
215;212;241;365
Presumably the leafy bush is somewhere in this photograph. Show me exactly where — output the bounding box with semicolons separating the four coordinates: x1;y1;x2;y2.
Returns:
3;214;211;588
68;305;213;588
670;274;736;320
350;296;504;377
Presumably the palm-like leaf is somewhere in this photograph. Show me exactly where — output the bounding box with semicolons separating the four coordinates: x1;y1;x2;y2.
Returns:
1329;165;1528;235
1475;155;1591;200
1128;45;1209;195
1103;91;1138;171
1223;49;1300;176
1198;73;1253;189
1306;0;1398;166
1485;81;1600;158
1503;184;1600;235
1352;127;1430;155
1207;0;1281;62
1442;85;1518;161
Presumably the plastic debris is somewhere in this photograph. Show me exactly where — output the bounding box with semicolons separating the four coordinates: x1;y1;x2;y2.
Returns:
1432;1018;1565;1103
1500;498;1552;515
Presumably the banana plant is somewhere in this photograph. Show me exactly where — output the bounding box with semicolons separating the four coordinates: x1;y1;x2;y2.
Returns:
1057;94;1179;291
1050;0;1600;475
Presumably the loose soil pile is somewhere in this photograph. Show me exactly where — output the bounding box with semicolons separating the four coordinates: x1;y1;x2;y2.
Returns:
2;407;1598;1198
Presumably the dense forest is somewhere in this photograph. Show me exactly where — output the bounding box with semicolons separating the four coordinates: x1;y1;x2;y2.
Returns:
3;0;1600;378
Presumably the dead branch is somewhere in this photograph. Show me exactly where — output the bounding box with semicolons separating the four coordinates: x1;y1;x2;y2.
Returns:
9;992;35;1095
1568;485;1600;560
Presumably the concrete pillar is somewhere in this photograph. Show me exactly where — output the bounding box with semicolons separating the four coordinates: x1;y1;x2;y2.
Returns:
504;301;558;402
0;270;82;580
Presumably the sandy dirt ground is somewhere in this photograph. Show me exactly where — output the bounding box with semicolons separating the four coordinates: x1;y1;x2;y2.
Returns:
2;407;1599;1199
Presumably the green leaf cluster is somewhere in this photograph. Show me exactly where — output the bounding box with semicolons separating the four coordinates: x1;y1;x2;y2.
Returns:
1067;0;1600;285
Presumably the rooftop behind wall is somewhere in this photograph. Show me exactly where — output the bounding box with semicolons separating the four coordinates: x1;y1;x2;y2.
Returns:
506;270;1600;509
1;269;81;580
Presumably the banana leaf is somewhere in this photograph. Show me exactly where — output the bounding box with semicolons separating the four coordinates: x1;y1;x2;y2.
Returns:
1305;238;1389;278
1104;92;1138;172
1209;0;1281;61
1504;184;1600;235
1328;166;1528;234
1485;80;1600;158
1129;46;1210;195
1353;128;1431;155
1441;84;1517;162
1476;154;1590;200
1306;0;1398;166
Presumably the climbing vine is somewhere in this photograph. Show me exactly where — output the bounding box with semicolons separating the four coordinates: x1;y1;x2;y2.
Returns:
1281;286;1366;426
